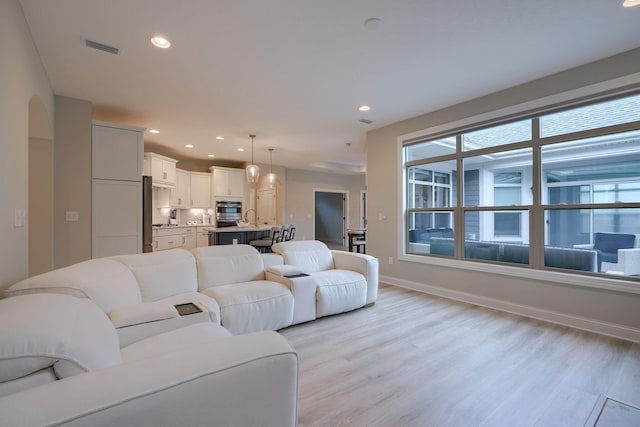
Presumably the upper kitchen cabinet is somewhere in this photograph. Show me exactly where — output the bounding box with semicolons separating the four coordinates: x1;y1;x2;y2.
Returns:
170;169;190;208
92;121;144;181
210;167;244;200
144;152;177;187
190;172;211;208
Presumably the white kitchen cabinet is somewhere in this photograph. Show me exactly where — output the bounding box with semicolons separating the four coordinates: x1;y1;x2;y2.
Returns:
92;121;144;258
196;226;211;247
189;172;211;208
144;153;177;187
210;167;244;200
182;227;197;250
153;228;183;251
152;227;199;251
92;122;143;181
93;178;142;258
170;169;190;208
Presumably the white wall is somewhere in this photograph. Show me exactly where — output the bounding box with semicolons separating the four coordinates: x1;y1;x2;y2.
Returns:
0;0;54;291
366;48;640;341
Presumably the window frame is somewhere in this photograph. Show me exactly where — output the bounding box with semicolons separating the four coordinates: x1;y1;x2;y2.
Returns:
397;82;640;294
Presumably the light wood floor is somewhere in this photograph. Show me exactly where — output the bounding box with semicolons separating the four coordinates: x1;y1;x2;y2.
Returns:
279;284;640;427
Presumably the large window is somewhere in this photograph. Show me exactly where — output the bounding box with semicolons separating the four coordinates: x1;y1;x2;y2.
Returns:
403;92;640;280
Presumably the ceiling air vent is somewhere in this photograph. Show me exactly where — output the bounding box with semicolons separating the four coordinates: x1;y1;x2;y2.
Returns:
359;118;373;125
84;39;120;55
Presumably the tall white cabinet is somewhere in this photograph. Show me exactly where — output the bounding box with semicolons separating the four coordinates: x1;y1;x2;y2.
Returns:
92;121;145;258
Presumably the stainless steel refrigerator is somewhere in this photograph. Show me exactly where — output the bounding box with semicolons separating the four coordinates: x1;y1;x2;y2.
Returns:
142;175;153;252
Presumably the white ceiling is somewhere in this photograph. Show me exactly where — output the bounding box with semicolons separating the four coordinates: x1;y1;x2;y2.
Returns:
19;0;640;174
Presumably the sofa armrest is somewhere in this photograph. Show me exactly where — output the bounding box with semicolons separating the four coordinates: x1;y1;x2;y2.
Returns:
0;331;298;427
109;301;178;328
266;268;317;324
330;250;379;305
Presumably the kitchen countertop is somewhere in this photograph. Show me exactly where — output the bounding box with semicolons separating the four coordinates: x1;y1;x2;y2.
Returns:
152;224;272;232
152;224;214;229
209;225;272;233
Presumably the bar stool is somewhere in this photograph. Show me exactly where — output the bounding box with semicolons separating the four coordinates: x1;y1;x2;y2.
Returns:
348;229;366;253
249;227;280;253
279;225;290;242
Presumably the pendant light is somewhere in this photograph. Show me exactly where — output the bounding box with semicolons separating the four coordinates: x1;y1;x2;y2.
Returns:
245;134;260;183
266;148;277;187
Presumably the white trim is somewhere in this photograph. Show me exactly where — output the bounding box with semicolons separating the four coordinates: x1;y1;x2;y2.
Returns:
396;252;640;294
380;275;640;343
359;190;367;229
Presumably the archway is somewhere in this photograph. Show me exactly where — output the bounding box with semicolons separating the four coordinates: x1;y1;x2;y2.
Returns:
28;95;54;276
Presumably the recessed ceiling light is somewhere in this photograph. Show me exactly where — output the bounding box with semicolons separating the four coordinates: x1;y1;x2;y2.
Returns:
359;105;371;112
150;36;171;48
185;144;194;148
215;136;225;140
623;0;640;6
237;148;245;152
207;154;215;158
149;129;160;134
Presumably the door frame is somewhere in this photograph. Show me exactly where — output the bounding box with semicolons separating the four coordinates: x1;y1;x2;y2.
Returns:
313;189;348;248
360;190;367;229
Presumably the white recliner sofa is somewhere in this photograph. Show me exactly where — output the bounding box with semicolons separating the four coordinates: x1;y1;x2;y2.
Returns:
192;244;294;334
268;240;379;321
0;293;298;427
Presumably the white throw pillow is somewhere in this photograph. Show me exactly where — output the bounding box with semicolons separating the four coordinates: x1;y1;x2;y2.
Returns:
0;293;121;382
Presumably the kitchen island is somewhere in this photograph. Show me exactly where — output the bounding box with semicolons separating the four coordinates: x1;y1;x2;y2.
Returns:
208;225;272;245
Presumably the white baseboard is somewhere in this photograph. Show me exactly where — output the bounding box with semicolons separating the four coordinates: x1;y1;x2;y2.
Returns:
380;274;640;343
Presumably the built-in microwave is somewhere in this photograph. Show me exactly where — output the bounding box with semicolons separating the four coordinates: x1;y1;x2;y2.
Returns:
215;201;242;227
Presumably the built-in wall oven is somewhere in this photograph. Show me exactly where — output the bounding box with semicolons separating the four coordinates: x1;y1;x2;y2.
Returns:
215;201;242;227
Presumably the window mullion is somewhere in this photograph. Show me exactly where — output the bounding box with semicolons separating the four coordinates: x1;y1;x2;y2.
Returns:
455;135;464;259
530;118;543;269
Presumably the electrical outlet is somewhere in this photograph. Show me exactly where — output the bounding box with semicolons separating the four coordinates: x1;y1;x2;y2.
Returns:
65;211;79;222
388;256;394;265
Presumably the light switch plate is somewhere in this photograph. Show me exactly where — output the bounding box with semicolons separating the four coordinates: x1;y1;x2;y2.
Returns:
65;211;79;222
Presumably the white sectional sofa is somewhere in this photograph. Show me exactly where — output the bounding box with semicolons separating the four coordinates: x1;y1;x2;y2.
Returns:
0;293;298;427
5;241;379;338
1;240;378;424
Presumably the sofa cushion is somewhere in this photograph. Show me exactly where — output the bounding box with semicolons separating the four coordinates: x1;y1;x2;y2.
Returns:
4;258;141;313
120;323;232;363
0;294;120;382
272;240;335;273
312;270;367;317
113;249;198;302
201;281;294;335
192;245;266;289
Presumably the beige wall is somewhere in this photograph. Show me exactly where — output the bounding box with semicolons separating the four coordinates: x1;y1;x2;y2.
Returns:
53;96;93;268
366;48;640;339
0;0;54;291
29;137;53;276
285;169;365;243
